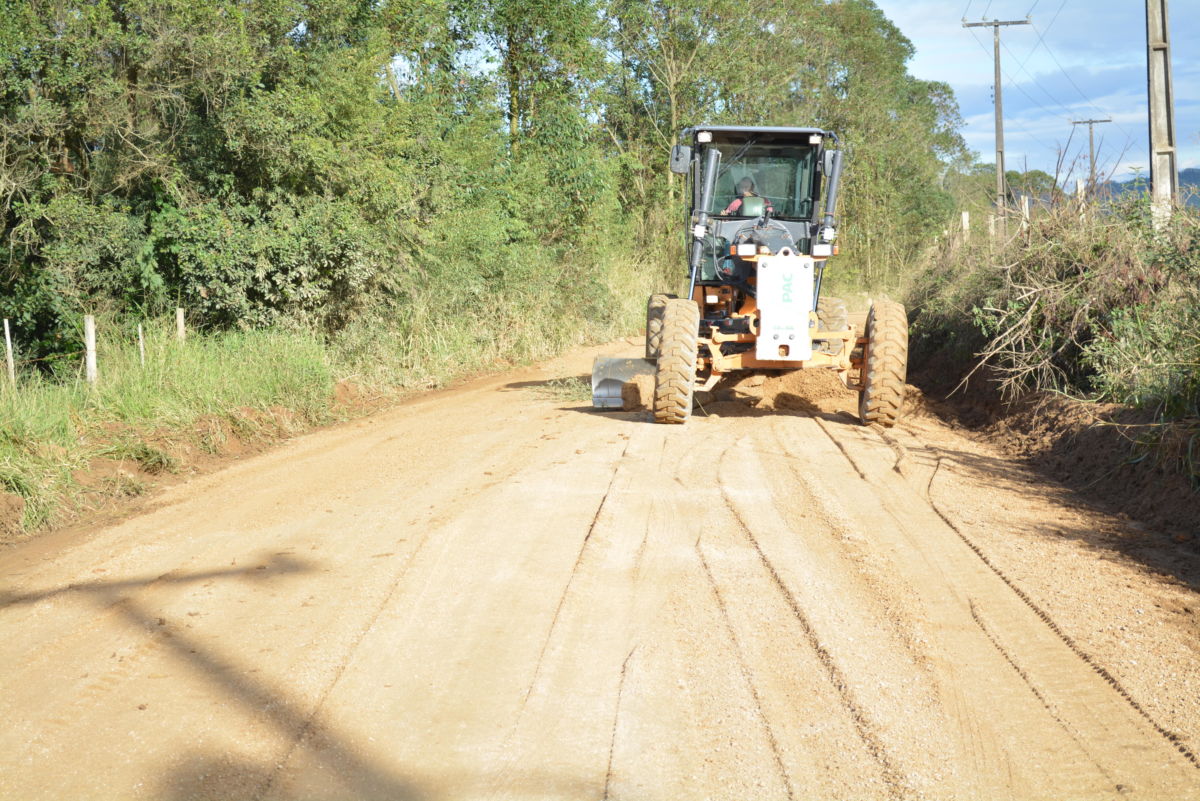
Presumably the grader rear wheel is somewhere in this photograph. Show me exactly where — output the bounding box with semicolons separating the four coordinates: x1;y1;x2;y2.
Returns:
653;299;700;424
645;293;674;358
858;300;908;427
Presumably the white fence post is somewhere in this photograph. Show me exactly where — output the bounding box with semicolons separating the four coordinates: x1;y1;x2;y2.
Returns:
3;319;14;386
175;308;186;342
138;323;146;367
84;315;98;385
961;210;970;243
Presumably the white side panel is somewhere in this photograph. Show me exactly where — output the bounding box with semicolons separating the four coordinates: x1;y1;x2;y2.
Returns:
755;255;814;362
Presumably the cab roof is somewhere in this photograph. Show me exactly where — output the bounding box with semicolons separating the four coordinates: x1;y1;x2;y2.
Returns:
683;125;836;141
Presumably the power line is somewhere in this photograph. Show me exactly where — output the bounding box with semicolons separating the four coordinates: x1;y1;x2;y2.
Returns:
999;37;1076;118
1008;2;1136;154
1017;18;1131;132
1030;23;1137;146
1016;0;1067;73
964;27;1062;155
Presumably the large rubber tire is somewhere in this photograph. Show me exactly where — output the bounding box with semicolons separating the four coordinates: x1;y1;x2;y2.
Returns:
645;293;674;358
817;296;848;332
858;300;908;427
653;298;700;424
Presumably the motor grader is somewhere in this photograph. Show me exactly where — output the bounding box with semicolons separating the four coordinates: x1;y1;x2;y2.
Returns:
592;125;908;426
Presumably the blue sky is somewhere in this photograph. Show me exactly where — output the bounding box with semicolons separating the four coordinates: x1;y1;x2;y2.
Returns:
872;0;1200;181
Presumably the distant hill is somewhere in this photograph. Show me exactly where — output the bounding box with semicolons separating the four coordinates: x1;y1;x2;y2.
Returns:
1103;168;1200;206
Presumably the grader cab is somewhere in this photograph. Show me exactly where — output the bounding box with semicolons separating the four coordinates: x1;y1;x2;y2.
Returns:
592;125;908;426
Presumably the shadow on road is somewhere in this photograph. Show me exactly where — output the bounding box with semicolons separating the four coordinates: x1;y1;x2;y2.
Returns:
922;440;1200;594
0;555;428;799
2;554;607;800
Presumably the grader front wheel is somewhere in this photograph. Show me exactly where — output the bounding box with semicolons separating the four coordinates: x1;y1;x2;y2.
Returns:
645;293;674;358
653;299;700;424
858;300;908;427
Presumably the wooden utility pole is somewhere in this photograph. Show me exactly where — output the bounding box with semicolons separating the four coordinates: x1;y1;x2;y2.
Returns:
963;17;1031;231
1145;0;1178;223
1071;118;1111;196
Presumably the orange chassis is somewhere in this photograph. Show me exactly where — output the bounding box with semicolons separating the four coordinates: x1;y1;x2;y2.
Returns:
691;256;866;391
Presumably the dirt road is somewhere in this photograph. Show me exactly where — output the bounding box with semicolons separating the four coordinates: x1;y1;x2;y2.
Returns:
1;340;1198;800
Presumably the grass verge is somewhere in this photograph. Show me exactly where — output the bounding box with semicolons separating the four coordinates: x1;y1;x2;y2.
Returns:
0;253;671;538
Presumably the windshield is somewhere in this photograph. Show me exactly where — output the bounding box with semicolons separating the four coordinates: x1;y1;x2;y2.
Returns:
703;143;818;220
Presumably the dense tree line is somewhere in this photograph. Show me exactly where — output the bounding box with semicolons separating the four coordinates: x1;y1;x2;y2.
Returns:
1;0;965;359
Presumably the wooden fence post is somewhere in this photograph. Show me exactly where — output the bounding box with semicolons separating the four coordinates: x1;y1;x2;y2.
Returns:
138;323;146;367
84;315;98;385
961;210;970;243
3;319;14;386
175;308;186;342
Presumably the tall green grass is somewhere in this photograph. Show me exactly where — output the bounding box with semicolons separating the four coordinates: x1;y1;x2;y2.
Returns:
1;319;336;530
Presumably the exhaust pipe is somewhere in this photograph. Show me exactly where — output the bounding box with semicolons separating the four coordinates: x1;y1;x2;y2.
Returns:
820;149;844;238
688;146;722;300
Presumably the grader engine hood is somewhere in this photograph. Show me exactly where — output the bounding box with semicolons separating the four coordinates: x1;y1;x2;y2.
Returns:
755;254;814;362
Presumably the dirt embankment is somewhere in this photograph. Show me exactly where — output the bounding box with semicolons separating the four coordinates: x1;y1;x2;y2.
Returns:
907;358;1200;541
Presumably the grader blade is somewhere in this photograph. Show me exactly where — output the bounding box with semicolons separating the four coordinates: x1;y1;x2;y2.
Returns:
591;356;656;409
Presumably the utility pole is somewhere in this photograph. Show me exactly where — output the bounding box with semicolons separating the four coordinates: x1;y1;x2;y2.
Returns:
1145;0;1178;224
963;17;1031;232
1071;118;1111;196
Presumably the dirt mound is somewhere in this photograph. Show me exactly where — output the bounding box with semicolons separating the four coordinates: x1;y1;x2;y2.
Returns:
689;369;863;419
760;369;858;416
986;397;1198;538
0;493;23;536
621;374;655;411
72;458;148;494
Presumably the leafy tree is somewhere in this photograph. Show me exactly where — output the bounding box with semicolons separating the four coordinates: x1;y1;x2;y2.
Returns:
1;0;974;361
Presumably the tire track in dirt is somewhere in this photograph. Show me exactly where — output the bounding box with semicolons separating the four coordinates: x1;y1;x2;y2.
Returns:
966;598;1125;789
763;417;1023;795
808;413;1200;794
715;442;913;800
695;539;797;801
515;440;631;717
601;645;636;801
921;451;1200;771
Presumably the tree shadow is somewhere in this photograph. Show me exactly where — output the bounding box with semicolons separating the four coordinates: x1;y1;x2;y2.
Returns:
2;556;427;799
4;556;609;800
